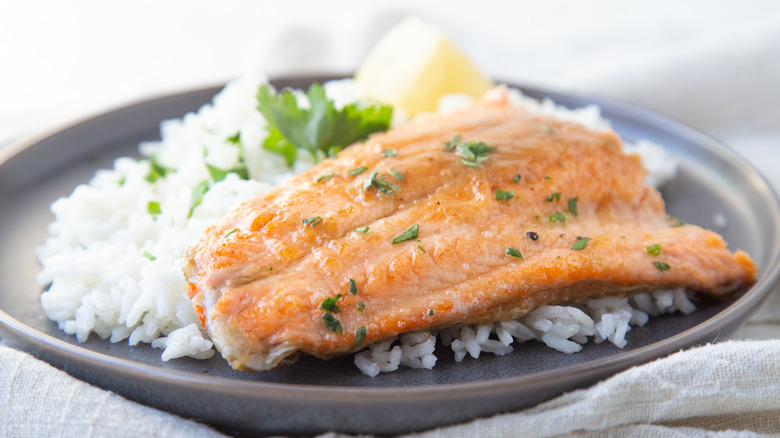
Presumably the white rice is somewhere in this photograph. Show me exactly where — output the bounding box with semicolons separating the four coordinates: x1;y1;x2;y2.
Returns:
36;76;682;375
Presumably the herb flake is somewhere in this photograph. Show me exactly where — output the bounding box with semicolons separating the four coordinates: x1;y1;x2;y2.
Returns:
654;261;671;271
320;294;342;314
354;226;370;233
549;211;568;223
506;248;524;259
513;174;522;183
302;216;323;227
322;312;343;334
568;197;579;217
571;237;590;250
382;149;397;158
143;251;156;261
494;189;515;202
545;192;561;203
316;172;335;182
646;244;662;256
363;170;399;194
354;326;367;347
443;135;496;167
348;279;358;296
145;157;171;183
223;227;239;238
188;180;210;219
392;224;419;244
227;132;241;144
348;166;368;176
147;201;161;216
207;163;248;183
390;168;405;180
357;301;366;311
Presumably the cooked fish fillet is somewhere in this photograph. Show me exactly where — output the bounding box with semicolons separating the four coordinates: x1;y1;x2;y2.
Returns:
183;87;756;371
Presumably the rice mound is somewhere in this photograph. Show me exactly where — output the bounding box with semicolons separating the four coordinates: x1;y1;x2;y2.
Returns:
36;76;680;375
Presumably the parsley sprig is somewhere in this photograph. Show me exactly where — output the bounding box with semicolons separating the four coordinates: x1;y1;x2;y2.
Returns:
257;83;393;165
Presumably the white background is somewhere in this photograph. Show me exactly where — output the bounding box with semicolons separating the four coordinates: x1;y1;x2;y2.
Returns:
0;1;778;139
0;1;778;192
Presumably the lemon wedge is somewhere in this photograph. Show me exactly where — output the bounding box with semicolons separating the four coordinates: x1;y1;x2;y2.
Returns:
355;17;493;116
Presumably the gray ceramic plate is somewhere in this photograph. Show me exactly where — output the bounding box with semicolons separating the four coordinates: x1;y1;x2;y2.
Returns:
1;76;779;436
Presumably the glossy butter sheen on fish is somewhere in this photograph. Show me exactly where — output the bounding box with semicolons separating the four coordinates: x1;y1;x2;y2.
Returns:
183;88;756;371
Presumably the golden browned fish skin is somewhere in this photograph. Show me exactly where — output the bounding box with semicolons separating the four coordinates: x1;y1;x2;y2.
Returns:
183;88;756;371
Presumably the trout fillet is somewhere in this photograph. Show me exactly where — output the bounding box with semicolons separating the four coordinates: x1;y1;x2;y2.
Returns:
183;88;756;371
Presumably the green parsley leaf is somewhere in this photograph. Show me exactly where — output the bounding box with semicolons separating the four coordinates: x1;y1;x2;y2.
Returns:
443;135;496;167
145;156;171;183
206;164;229;183
322;312;343;334
206;163;249;182
227;132;241;144
147;201;161;216
363;170;399;194
354;326;367;347
262;128;298;167
646;244;662;256
142;251;156;261
568;197;579;217
188;180;210;219
506;248;524;259
267;266;273;271
316;172;336;182
392;224;419;244
382;149;397;158
223;227;238;238
540;125;555;134
357;301;366;311
428;309;434;316
320;294;342;314
544;176;552;180
545;192;561;202
302;216;323;227
495;189;515;202
348;279;358;295
548;211;568;223
257;83;393;165
513;174;522;183
354;226;370;233
653;261;671;271
348;166;368;176
571;237;590;250
390;167;405;180
417;244;427;253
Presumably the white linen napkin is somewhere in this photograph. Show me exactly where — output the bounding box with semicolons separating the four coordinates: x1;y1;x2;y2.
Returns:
2;340;779;437
0;345;227;438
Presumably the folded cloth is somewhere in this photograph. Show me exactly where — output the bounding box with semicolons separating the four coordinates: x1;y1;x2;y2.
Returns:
2;340;779;437
0;345;227;438
391;340;780;438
